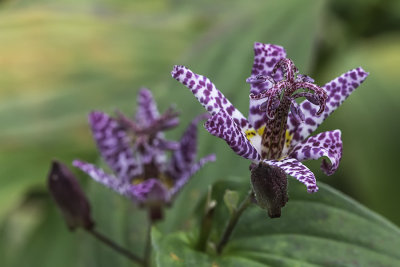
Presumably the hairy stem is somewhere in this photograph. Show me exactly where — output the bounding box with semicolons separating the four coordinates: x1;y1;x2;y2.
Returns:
216;191;253;254
87;228;144;265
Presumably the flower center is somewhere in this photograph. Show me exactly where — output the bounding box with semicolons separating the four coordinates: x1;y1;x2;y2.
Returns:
249;58;328;160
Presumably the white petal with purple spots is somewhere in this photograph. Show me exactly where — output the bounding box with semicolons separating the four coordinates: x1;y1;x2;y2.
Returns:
168;114;207;180
248;43;286;130
170;154;216;197
135;88;160;127
205;110;261;161
289;130;342;176
249;42;286;95
89;111;141;182
73;160;133;197
171;65;251;132
288;67;369;146
263;158;318;193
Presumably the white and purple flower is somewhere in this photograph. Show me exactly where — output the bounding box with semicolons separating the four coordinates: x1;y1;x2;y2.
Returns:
171;42;368;214
73;89;215;221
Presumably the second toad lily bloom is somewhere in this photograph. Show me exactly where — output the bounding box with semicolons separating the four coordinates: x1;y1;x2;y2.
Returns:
73;89;215;221
171;42;368;216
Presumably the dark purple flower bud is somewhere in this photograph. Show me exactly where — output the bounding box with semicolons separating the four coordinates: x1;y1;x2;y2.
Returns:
250;162;288;218
48;160;94;231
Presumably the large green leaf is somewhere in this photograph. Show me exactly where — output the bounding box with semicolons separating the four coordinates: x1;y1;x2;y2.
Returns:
154;180;400;266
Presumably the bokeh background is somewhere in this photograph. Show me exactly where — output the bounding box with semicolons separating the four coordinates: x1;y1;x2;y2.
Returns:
0;0;399;266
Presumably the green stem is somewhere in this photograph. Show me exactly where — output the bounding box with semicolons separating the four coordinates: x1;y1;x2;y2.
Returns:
143;221;153;267
216;190;253;254
87;228;144;265
196;200;216;252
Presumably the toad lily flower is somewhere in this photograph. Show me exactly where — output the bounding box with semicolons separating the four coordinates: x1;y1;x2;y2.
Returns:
73;89;215;221
171;42;368;217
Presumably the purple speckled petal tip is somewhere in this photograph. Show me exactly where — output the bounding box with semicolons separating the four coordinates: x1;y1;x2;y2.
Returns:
289;130;342;176
73;160;132;196
249;42;286;94
248;43;286;130
171;65;251;131
264;158;318;193
88;111;141;183
170;154;216;197
288;67;369;146
205;110;261;161
135;88;160;127
168;114;208;179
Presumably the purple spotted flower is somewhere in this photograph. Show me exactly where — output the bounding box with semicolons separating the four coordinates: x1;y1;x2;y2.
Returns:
73;89;215;221
172;42;368;217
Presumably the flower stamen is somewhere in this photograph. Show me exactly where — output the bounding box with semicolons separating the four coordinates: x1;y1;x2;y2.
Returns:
248;58;328;159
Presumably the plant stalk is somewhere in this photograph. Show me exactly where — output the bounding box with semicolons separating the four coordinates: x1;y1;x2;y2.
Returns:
143;221;153;267
216;190;253;254
87;228;144;265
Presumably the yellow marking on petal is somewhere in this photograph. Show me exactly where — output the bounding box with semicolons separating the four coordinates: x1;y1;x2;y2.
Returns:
159;174;174;189
245;129;257;141
132;178;144;185
285;130;293;148
212;262;219;267
278;155;288;161
257;126;266;136
132;174;174;189
170;252;182;262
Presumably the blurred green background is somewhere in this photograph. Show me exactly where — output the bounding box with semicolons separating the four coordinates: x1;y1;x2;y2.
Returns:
0;0;399;266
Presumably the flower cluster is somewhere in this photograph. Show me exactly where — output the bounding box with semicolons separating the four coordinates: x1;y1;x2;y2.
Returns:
73;89;215;221
172;42;368;216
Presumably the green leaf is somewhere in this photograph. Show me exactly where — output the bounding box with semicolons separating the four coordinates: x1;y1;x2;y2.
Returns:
154;180;400;266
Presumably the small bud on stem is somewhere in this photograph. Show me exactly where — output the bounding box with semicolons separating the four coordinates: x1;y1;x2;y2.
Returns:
48;160;94;231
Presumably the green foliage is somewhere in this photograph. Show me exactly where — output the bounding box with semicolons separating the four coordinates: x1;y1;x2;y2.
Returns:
154;180;400;266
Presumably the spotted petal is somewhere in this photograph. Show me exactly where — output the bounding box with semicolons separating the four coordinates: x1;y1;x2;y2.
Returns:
170;154;216;197
73;160;132;196
289;130;342;176
131;178;170;205
288;67;369;146
263;158;318;193
205;110;261;161
248;43;286;130
135;88;160;127
171;65;251;131
249;43;286;94
89;111;141;182
168;114;207;179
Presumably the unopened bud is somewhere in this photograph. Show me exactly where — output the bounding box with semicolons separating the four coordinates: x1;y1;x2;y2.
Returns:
250;162;288;218
48;160;94;231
